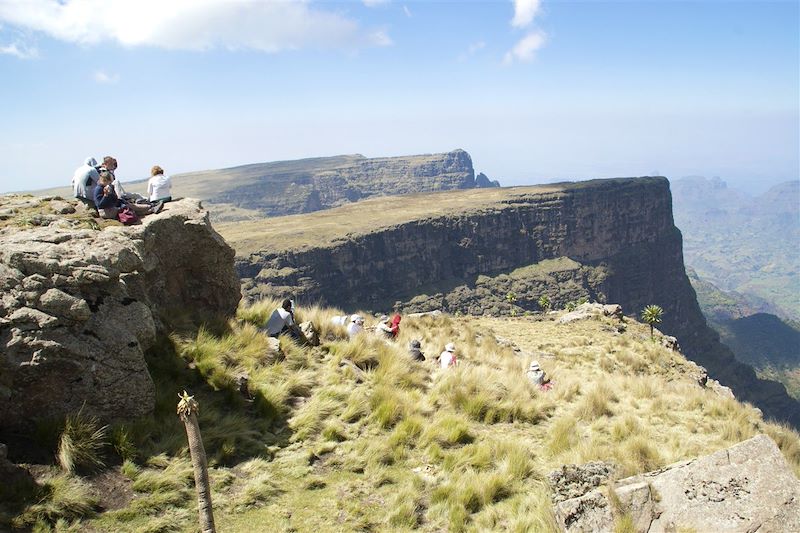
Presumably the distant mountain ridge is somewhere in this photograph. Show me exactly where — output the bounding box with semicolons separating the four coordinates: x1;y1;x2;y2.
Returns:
671;177;800;321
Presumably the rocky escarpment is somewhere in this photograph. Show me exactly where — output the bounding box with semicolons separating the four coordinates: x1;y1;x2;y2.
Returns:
232;178;800;428
0;196;240;432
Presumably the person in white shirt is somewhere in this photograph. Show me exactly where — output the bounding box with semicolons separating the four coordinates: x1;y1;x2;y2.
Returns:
147;165;172;202
439;343;457;369
265;299;302;339
347;315;365;339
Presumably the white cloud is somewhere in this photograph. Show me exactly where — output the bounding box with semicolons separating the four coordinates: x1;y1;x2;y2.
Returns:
503;30;546;64
0;41;38;59
370;30;393;47
511;0;541;28
0;0;390;53
468;41;486;54
363;0;389;6
93;70;119;84
403;5;412;18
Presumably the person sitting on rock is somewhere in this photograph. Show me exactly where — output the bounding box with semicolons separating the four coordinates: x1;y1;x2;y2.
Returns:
265;299;303;340
100;156;146;204
71;156;100;208
409;339;425;361
438;343;458;369
527;360;551;389
147;165;173;203
347;315;365;339
94;174;163;220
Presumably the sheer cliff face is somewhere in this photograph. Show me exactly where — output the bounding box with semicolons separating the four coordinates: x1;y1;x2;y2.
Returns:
235;178;800;428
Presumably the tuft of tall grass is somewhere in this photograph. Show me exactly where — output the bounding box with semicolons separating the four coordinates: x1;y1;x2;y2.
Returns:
576;382;616;420
433;365;551;424
57;412;108;473
12;474;97;529
546;416;579;457
421;414;474;448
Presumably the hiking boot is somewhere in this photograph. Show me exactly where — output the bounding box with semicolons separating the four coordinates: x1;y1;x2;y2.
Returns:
151;201;164;214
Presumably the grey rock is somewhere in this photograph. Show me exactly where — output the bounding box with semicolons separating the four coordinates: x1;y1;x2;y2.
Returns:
300;320;319;346
0;198;240;429
560;303;608;324
555;434;800;532
38;288;91;322
548;461;619;503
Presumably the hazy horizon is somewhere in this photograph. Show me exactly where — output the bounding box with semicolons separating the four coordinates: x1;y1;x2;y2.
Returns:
1;0;797;195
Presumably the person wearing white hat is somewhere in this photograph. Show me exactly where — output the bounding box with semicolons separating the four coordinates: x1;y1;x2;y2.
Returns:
347;315;365;339
375;314;393;339
526;360;549;386
439;343;457;369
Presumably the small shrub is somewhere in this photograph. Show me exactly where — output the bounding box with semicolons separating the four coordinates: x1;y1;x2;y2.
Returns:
111;426;138;462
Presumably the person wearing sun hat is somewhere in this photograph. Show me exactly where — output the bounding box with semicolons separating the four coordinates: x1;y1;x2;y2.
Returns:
439;343;457;369
527;360;551;387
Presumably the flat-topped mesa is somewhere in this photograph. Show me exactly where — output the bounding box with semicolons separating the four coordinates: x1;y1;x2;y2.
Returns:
177;149;486;217
223;177;800;428
0;196;241;431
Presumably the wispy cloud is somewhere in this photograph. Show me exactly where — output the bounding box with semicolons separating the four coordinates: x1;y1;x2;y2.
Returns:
93;70;119;84
458;40;486;62
363;0;389;6
0;41;38;59
468;41;486;54
0;0;390;53
511;0;541;28
503;30;546;64
370;30;393;47
403;5;412;18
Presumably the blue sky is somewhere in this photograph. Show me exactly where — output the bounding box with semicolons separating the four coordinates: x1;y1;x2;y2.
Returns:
0;0;797;194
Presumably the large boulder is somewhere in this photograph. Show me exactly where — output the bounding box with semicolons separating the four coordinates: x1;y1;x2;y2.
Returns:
0;196;240;430
555;434;800;532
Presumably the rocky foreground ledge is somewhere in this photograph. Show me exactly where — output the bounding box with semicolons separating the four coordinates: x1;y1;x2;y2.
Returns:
0;195;241;431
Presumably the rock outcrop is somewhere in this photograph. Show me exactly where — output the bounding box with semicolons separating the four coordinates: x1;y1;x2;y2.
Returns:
230;177;800;428
554;434;800;532
0;196;240;431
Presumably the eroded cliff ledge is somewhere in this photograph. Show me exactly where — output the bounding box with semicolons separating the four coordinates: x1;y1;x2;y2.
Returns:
224;177;800;428
0;196;241;431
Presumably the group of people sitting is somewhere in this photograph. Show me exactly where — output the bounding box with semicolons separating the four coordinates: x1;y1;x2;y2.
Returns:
332;311;459;369
71;156;173;224
263;300;551;381
333;313;402;340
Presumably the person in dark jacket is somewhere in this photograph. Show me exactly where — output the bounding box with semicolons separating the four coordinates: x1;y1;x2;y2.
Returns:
409;339;425;361
94;174;123;219
94;174;163;220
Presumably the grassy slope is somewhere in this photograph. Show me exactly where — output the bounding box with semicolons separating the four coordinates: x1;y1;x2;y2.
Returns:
6;300;799;533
